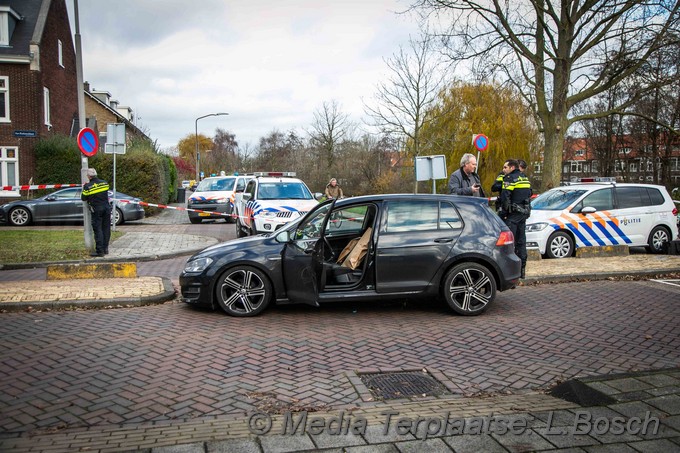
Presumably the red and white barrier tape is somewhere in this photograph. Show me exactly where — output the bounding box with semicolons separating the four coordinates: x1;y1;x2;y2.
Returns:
2;183;80;191
117;199;234;218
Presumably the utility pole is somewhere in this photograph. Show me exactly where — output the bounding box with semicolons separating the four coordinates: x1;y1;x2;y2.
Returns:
74;0;93;250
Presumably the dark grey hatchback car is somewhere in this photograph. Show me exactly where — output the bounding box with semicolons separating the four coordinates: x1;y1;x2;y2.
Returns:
180;194;521;317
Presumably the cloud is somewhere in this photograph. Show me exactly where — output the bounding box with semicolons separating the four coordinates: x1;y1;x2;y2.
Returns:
69;0;420;149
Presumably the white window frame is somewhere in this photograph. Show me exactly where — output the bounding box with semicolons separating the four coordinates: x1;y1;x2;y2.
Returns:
0;147;19;196
43;87;51;127
571;161;583;173
0;76;9;122
629;161;638;173
58;39;63;67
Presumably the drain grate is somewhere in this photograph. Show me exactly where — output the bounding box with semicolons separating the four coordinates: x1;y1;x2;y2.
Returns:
359;371;451;400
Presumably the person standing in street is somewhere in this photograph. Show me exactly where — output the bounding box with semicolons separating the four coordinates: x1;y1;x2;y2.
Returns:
498;159;532;278
448;153;485;197
324;178;344;200
81;168;112;257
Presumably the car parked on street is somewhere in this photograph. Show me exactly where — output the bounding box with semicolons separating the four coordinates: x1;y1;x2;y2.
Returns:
180;194;521;317
526;183;678;258
233;172;320;237
0;187;145;226
187;175;252;224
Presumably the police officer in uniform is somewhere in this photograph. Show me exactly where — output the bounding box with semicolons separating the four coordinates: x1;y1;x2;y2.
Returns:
81;168;111;257
498;159;532;278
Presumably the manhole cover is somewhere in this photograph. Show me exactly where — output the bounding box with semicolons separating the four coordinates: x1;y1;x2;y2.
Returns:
359;371;451;400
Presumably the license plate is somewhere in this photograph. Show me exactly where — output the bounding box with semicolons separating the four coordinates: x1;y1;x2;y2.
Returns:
199;212;212;217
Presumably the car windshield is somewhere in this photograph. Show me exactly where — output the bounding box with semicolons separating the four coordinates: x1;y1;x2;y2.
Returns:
257;182;312;200
531;189;587;210
196;178;236;192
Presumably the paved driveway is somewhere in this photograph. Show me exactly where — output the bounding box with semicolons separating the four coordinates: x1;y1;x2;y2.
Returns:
1;279;679;434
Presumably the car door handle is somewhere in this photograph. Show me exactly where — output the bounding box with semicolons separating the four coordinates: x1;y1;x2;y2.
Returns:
434;238;453;243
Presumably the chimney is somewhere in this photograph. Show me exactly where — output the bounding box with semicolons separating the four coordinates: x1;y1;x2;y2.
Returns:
83;81;90;92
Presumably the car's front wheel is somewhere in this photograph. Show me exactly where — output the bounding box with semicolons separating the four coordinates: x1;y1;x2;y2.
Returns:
647;226;670;254
545;231;574;259
443;263;496;316
235;217;247;238
9;207;32;226
215;265;272;317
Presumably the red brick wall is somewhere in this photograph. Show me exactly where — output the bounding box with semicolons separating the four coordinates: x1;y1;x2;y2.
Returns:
0;0;77;187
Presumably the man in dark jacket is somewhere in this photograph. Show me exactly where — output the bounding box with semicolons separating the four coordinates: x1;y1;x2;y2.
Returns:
81;168;111;257
448;153;485;197
499;159;532;278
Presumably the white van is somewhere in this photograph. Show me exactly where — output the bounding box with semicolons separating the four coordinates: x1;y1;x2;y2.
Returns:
526;183;678;258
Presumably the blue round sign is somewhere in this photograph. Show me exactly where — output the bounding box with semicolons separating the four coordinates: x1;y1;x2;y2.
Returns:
473;134;489;152
77;127;99;157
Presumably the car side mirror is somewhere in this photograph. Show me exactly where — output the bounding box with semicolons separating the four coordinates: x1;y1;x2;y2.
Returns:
242;193;252;201
275;230;291;243
581;206;596;214
45;195;57;201
314;192;323;200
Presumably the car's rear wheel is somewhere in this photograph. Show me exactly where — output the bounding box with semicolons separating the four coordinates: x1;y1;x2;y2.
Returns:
113;208;124;226
647;226;670;254
189;217;202;224
443;263;496;316
545;231;574;259
9;207;31;226
215;265;272;317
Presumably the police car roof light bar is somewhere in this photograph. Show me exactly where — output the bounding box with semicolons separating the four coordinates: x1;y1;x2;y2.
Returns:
253;171;296;177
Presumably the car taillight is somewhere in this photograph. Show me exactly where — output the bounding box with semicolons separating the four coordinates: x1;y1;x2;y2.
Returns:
496;231;514;246
673;207;678;216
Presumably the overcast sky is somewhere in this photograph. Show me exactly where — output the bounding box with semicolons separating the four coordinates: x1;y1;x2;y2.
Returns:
67;0;421;151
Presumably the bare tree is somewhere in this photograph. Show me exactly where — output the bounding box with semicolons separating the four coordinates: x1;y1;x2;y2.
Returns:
412;0;680;190
308;100;352;179
364;30;448;192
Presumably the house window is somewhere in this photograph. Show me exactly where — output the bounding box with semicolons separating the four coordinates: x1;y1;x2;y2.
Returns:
670;157;679;171
1;147;19;193
591;161;599;172
533;163;542;174
575;149;585;157
58;40;63;67
43;87;51;127
0;77;8;122
629;161;638;173
571;161;582;173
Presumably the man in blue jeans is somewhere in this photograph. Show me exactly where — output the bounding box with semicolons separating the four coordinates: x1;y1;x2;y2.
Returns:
81;168;111;257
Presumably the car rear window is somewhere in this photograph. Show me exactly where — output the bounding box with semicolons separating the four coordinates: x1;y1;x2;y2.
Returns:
616;186;650;209
385;201;438;232
646;188;665;205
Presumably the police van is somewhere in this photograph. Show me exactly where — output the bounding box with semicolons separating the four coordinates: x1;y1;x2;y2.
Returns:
233;172;321;237
526;182;678;258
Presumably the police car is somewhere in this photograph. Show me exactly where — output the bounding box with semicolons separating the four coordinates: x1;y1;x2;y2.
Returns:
187;175;252;224
233;172;321;237
526;181;678;258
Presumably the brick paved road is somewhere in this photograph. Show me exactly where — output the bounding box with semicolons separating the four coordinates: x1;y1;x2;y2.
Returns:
1;279;679;435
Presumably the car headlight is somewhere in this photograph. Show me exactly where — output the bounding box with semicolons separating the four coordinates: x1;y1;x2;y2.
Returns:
216;198;228;204
184;257;213;273
259;211;278;218
526;222;549;232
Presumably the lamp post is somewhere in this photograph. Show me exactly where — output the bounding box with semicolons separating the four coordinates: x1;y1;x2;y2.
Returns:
195;113;229;181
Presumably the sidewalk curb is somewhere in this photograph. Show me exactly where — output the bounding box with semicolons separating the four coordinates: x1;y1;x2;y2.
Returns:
521;268;680;285
0;277;176;312
0;248;201;270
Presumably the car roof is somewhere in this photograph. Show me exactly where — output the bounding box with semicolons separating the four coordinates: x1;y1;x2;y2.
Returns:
256;177;306;184
556;182;668;190
333;193;491;206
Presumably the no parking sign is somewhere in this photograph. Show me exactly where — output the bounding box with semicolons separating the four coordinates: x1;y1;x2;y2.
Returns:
77;128;99;157
472;134;489;152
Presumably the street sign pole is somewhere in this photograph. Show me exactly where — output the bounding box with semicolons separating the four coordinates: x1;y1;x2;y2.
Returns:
73;0;93;250
106;124;126;231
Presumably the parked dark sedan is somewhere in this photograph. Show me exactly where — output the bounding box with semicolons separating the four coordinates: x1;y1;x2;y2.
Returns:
0;187;145;226
180;194;521;317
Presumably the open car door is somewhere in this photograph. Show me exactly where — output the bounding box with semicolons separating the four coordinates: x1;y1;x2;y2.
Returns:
281;200;334;306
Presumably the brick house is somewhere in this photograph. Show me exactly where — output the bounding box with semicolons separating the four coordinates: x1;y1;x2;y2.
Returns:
0;0;77;197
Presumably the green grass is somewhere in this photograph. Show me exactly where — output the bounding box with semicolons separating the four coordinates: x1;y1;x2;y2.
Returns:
0;230;124;264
